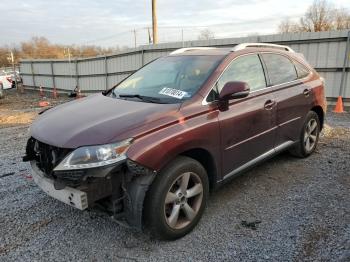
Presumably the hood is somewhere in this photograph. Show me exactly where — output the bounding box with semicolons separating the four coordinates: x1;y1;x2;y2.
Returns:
30;93;180;148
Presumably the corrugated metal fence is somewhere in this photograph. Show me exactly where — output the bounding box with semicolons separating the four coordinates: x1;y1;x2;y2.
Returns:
20;30;350;99
1;66;20;72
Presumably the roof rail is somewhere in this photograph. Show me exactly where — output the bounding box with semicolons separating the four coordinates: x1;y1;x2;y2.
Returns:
231;43;295;52
170;47;216;55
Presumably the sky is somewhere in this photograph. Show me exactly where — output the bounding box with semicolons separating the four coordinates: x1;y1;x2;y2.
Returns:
0;0;349;48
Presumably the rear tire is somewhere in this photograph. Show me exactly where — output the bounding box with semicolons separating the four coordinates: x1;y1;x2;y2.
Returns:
289;111;320;158
144;156;209;240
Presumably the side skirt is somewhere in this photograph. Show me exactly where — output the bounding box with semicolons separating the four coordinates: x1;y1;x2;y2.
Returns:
217;140;296;186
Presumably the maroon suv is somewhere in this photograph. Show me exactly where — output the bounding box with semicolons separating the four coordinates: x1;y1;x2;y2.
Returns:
24;43;326;239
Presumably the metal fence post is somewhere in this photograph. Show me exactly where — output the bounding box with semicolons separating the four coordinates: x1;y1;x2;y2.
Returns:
75;59;79;90
30;62;36;88
141;49;144;66
50;61;56;89
105;55;108;90
339;30;350;97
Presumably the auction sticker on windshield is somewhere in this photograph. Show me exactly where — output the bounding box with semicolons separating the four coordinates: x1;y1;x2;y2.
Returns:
159;87;188;99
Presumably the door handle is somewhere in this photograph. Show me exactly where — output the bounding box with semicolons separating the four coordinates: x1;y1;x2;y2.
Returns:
303;88;310;97
264;100;275;110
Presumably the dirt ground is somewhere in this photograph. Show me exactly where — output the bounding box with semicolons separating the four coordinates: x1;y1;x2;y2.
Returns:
0;88;71;128
0;89;349;261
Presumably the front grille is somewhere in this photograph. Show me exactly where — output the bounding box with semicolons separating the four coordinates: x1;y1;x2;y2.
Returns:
25;138;89;187
26;137;72;177
25;138;88;187
54;170;86;183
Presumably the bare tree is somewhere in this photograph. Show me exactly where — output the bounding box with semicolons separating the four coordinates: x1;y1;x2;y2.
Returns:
278;0;350;33
0;47;10;67
334;9;350;30
0;36;120;66
278;19;301;33
198;29;215;40
299;0;333;32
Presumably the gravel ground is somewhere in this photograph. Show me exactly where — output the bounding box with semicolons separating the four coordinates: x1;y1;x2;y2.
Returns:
0;90;349;261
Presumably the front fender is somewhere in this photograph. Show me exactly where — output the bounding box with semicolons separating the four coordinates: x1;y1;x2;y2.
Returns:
126;112;221;174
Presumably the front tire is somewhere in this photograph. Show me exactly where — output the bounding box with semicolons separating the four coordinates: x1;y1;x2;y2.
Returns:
289;111;320;158
144;156;209;240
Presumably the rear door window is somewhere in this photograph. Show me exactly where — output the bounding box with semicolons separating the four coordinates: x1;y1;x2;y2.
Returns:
261;53;297;85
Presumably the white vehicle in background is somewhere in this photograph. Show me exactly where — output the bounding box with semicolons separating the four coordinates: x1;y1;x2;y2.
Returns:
0;70;21;89
0;71;13;89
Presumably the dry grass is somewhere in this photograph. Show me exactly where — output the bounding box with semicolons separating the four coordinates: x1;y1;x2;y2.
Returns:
0;89;71;128
0;111;37;126
321;124;350;139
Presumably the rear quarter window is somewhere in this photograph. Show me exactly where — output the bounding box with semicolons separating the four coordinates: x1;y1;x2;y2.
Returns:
261;53;297;86
294;60;310;78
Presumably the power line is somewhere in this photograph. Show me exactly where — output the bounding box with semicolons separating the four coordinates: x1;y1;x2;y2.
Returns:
75;14;306;47
11;15;308;51
83;30;134;44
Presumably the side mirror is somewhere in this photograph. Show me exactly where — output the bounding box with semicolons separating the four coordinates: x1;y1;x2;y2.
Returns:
219;81;250;100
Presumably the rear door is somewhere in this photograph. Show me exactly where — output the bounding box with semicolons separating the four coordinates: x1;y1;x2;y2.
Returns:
260;53;312;147
211;54;277;179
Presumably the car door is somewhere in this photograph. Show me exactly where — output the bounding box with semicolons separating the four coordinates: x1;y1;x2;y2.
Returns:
260;53;312;147
210;54;277;179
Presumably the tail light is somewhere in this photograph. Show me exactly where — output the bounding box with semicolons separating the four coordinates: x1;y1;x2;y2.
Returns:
6;77;12;83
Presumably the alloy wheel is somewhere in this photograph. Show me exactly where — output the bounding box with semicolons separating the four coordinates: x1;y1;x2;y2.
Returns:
164;172;203;230
304;118;318;152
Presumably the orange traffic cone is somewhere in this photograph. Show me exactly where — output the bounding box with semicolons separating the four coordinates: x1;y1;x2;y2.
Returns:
76;87;82;99
39;85;44;98
52;86;58;99
39;101;50;107
333;96;344;113
38;85;49;107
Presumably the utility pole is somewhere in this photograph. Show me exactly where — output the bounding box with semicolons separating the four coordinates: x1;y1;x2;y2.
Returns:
10;51;18;90
66;48;73;84
152;0;158;44
133;29;137;48
181;29;184;47
68;47;71;62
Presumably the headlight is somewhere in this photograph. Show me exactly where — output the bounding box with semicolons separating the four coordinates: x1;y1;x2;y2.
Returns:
53;138;132;171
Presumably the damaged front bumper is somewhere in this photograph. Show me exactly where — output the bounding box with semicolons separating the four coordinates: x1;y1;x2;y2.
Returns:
30;159;125;211
31;161;89;210
29;158;156;231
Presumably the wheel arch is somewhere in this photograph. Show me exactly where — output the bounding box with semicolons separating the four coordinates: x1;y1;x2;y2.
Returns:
311;105;324;130
129;147;218;230
179;148;218;190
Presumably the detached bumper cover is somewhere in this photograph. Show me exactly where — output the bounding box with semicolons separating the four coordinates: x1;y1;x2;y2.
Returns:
31;161;88;210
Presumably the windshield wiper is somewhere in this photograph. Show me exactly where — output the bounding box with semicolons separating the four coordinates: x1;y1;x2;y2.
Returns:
118;94;163;103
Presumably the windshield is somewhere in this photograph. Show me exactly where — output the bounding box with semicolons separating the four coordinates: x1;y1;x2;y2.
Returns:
111;55;223;103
